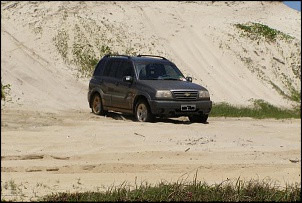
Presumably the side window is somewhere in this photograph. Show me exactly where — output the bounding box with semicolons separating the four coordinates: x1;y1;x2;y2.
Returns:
137;64;147;80
93;58;107;76
117;61;134;79
165;64;179;78
103;60;120;77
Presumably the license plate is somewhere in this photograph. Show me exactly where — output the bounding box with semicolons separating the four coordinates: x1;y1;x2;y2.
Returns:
181;104;196;111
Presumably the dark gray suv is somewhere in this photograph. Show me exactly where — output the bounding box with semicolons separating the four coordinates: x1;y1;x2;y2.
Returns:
88;55;212;123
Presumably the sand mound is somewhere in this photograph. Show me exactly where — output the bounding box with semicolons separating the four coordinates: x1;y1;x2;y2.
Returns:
1;1;300;111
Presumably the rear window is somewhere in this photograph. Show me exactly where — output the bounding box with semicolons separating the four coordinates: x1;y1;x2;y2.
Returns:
116;61;134;79
93;58;107;76
103;60;120;77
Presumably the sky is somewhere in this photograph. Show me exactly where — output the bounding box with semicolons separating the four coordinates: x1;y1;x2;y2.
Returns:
283;1;301;11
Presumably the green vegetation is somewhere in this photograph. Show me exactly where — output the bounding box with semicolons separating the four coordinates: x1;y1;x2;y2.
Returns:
232;22;300;105
1;81;11;101
269;81;301;103
37;177;300;202
52;10;167;78
1;179;26;201
52;14;150;78
235;22;294;42
290;51;301;81
72;24;99;78
211;99;300;119
53;28;69;63
289;88;301;103
280;73;301;103
52;22;135;78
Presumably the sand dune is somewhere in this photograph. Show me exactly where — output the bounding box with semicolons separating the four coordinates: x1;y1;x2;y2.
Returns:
1;1;301;110
1;1;301;201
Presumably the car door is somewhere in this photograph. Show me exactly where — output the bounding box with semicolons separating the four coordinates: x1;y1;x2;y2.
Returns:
111;61;136;110
101;59;120;108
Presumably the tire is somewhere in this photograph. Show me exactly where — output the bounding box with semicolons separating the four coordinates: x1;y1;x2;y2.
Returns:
91;93;107;116
188;114;208;123
135;99;154;122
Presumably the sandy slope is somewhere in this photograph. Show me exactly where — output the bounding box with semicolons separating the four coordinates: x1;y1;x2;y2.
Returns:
1;1;301;109
1;1;301;201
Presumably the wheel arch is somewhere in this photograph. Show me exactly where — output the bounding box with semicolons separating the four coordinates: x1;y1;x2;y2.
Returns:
133;93;151;114
89;88;104;108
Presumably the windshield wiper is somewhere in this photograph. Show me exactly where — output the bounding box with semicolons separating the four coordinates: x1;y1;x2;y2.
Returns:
146;78;179;80
162;78;179;80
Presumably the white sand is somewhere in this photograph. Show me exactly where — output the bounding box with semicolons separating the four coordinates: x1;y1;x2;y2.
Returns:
1;1;301;201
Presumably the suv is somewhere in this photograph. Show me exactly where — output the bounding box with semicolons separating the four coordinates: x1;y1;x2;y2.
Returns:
88;54;212;123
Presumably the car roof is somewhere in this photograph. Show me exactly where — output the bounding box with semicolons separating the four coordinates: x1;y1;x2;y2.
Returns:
131;56;170;63
104;55;173;64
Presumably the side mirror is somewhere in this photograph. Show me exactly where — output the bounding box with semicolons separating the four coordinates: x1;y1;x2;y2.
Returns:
186;76;192;82
123;76;133;83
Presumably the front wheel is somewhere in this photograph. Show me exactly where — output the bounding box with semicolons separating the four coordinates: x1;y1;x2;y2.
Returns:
188;114;208;123
91;93;107;116
135;100;154;122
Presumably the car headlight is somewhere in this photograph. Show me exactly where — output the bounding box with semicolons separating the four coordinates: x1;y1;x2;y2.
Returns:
199;90;210;98
155;90;173;99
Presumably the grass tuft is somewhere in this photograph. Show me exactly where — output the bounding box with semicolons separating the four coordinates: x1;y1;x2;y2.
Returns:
38;177;300;202
235;22;294;42
211;99;300;119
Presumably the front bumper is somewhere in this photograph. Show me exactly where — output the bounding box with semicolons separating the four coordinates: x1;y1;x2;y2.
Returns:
149;99;212;117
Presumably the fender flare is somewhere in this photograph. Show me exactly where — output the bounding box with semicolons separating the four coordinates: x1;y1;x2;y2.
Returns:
89;88;104;108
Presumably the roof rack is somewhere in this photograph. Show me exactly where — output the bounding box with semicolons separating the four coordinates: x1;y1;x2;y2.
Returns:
137;54;167;60
105;54;131;59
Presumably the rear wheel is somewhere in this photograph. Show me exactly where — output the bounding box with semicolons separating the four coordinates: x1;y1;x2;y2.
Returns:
188;114;208;123
135;100;154;122
91;93;107;116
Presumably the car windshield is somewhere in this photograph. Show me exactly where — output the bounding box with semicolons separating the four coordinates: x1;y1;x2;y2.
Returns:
135;62;186;80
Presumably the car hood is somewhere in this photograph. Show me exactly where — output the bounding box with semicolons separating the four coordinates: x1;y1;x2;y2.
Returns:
138;80;208;91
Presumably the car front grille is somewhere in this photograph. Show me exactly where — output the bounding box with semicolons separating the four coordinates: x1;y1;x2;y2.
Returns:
172;91;198;100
